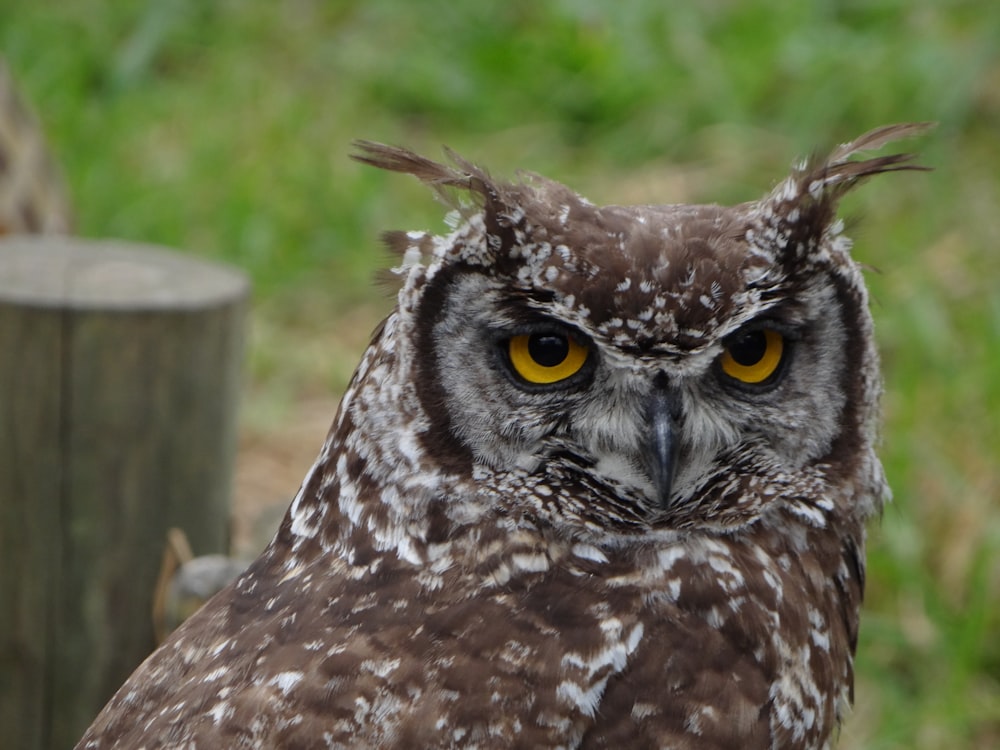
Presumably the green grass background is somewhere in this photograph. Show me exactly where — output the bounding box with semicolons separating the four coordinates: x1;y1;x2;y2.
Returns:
4;1;998;746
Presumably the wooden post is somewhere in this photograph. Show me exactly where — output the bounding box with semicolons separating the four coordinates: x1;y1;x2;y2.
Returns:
0;237;249;749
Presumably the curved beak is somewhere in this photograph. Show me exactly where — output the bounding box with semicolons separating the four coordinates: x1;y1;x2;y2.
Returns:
642;377;681;509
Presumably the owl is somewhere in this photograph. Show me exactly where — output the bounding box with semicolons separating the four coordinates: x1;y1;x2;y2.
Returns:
76;123;929;749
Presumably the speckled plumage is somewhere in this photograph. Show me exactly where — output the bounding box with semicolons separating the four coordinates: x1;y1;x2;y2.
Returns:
77;124;929;749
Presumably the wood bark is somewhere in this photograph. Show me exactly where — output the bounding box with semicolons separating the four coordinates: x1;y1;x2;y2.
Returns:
0;237;249;749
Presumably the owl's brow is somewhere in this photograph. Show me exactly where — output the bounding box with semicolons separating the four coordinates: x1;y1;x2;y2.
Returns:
493;289;560;317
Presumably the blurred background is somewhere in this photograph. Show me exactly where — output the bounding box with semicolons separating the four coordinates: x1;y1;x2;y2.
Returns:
3;1;998;747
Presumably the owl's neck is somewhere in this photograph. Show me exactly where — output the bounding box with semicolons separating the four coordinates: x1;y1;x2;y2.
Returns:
274;308;489;566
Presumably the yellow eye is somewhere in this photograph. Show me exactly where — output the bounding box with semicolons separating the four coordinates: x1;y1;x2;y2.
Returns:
508;332;589;385
719;328;785;384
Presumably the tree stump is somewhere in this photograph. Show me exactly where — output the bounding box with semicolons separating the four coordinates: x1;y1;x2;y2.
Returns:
0;237;249;750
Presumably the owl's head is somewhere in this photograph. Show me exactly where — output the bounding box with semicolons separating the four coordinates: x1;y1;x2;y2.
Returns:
352;125;929;537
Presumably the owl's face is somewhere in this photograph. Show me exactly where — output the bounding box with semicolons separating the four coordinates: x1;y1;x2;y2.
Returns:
349;129;926;539
412;196;862;531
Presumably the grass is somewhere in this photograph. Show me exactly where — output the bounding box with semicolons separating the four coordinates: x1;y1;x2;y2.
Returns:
5;1;999;746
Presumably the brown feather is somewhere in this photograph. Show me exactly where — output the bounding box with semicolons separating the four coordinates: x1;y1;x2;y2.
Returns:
827;121;936;163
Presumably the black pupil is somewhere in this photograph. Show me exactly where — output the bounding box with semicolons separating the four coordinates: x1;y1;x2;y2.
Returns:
729;330;767;366
528;333;569;367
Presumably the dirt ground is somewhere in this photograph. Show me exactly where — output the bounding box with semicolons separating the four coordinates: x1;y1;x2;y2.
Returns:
230;396;341;560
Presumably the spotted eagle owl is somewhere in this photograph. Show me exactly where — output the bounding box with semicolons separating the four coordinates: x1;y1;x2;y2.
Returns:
76;123;929;749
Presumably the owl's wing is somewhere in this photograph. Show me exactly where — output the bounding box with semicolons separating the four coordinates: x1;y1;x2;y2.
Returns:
582;611;776;748
77;536;619;748
581;524;868;749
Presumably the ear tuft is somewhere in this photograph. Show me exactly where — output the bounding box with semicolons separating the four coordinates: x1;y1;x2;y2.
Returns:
761;122;934;257
351;141;507;211
353;141;522;261
802;122;935;200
